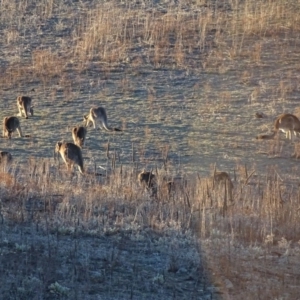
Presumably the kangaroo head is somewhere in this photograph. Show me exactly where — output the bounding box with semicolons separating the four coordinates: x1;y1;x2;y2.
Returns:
55;141;63;153
72;127;78;134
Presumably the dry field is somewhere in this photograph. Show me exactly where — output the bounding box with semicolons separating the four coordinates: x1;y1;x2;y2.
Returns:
1;0;300;299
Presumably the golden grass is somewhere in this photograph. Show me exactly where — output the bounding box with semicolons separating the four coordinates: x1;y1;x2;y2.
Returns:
0;0;300;298
0;161;300;298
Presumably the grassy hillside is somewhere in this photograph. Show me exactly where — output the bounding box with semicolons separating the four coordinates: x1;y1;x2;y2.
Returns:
0;0;300;299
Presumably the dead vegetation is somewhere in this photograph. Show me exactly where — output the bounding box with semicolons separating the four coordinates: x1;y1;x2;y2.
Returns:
0;160;299;299
0;0;300;299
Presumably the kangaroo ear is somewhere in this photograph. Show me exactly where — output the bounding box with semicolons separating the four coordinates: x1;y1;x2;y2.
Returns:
73;127;78;133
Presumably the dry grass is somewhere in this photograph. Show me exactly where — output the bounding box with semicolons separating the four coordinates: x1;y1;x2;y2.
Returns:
1;0;300;299
0;160;300;299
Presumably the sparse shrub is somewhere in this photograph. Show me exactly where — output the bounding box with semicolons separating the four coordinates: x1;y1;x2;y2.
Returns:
48;282;70;296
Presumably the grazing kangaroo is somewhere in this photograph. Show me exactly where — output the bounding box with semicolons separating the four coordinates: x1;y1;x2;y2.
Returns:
158;175;188;200
83;107;122;131
138;170;157;196
256;113;300;141
3;116;22;139
17;96;33;119
0;151;13;164
72;126;87;148
213;171;234;203
55;141;84;174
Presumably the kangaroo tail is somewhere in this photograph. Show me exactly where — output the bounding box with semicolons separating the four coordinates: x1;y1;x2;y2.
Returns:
102;124;112;131
256;131;276;140
78;165;84;174
102;122;122;132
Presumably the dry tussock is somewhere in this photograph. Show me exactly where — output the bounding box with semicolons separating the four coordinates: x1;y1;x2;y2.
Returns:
31;50;65;78
1;0;300;298
0;160;299;298
0;0;298;81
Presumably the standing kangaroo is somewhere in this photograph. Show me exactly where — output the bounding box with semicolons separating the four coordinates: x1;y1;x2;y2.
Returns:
3;116;22;139
138;170;156;189
83;107;122;131
55;141;84;174
137;169;157;197
72;126;87;148
17;96;34;119
212;171;234;203
256;113;300;141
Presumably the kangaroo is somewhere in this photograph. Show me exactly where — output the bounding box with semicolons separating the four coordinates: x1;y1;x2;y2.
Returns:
138;170;157;196
160;175;188;199
55;141;84;174
83;107;122;131
256;114;300;141
3;116;22;139
212;171;234;203
72;126;87;148
17;96;34;119
0;151;13;164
